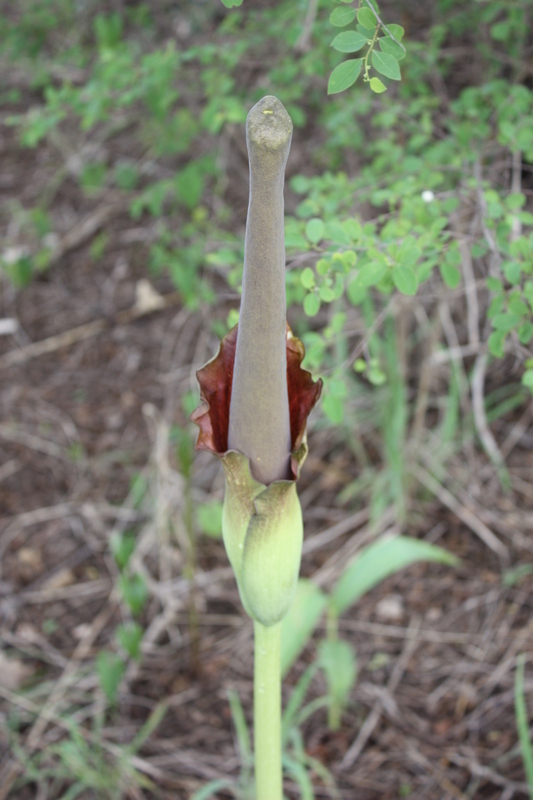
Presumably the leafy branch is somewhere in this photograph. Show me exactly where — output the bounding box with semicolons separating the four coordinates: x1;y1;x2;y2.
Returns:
328;1;406;95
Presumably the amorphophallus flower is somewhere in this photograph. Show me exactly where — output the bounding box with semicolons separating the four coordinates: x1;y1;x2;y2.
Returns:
191;94;321;800
191;96;322;626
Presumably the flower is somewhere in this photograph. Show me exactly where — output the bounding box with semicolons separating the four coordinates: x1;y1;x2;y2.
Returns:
190;323;322;476
190;324;321;625
190;96;322;625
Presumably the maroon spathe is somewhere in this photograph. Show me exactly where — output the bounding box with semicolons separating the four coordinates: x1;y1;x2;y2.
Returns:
191;324;322;480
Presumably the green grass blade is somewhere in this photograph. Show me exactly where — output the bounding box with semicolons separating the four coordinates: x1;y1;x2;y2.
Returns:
515;654;533;798
127;702;167;754
282;753;315;800
228;688;252;764
282;662;319;744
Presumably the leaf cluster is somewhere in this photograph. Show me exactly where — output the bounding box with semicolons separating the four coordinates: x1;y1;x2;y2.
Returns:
328;1;405;95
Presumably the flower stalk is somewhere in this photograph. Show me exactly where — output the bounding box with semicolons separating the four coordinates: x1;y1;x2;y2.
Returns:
254;621;282;800
191;95;322;800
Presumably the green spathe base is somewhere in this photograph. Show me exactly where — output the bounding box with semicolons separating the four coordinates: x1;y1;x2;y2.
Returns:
222;444;306;626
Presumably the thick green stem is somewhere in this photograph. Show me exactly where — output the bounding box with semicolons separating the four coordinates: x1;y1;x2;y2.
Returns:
254;621;282;800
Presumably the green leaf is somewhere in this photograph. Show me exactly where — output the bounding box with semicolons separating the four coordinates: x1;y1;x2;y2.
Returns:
488;330;507;358
119;572;149;616
197;501;223;538
393;265;418;295
522;369;533;389
322;393;344;424
508;295;528;316
331;31;368;53
367;363;386;385
356;22;375;38
357;7;376;28
486;276;503;293
385;23;405;41
305;217;325;244
503;564;533;588
370;76;387;93
318;639;357;706
117;622;143;660
525;281;533;306
281;579;327;676
379;36;406;60
357;260;387;286
341;249;357;267
506;192;526;211
517;210;533;225
372;50;401;80
328;377;347;399
300;267;316;289
303;293;321;317
503;260;522;285
319;283;335;302
347;278;367;305
80;162;106;193
330;7;356;26
328;59;363;94
518;321;533;344
2;255;33;287
439;261;461;289
175;162;205;210
491;20;510;41
341;217;361;241
96;652;126;704
491;312;523;331
110;531;136;571
221;0;243;7
325;219;352;244
331;536;458;615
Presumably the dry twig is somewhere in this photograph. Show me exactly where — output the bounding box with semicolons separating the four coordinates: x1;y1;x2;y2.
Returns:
341;615;422;769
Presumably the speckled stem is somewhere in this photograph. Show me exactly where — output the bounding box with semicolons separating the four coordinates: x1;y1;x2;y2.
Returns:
227;96;293;485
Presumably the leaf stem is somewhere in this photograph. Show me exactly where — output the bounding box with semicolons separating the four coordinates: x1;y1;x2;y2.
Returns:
362;0;406;53
363;23;380;82
254;621;283;800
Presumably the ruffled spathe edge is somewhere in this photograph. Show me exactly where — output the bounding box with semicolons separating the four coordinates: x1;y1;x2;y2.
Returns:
190;324;322;481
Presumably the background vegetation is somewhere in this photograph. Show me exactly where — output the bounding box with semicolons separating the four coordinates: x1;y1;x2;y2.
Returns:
0;1;532;798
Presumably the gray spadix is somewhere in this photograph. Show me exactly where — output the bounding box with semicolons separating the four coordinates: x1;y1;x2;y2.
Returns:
228;95;293;485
